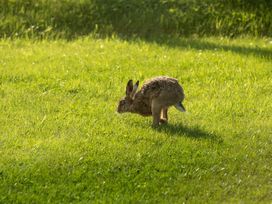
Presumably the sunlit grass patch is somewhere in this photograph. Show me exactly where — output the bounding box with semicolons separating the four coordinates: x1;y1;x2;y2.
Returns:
0;37;271;203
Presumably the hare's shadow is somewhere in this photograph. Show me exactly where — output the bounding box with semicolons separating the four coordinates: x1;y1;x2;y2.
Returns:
155;123;223;143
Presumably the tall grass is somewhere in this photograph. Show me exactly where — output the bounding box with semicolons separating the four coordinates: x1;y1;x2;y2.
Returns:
1;0;272;39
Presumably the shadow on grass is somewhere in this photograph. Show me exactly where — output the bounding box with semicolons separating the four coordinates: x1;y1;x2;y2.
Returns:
155;123;223;143
127;36;272;60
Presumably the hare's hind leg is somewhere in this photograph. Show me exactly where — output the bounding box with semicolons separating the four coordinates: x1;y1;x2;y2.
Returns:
160;108;168;124
162;108;168;120
151;100;162;127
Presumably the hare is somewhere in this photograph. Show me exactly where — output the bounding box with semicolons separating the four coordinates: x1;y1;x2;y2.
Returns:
117;76;186;126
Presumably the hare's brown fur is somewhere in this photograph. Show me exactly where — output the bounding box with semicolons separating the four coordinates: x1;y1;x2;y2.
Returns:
117;76;185;126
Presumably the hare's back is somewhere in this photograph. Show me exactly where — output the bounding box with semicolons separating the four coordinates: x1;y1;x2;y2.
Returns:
140;76;184;102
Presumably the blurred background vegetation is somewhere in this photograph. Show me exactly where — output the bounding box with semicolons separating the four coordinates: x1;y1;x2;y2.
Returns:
0;0;272;39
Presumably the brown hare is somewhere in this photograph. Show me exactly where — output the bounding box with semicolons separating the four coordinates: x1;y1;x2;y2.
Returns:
117;76;186;126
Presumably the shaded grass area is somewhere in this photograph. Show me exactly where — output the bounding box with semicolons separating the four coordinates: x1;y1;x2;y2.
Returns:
0;37;271;203
130;36;272;61
157;124;222;142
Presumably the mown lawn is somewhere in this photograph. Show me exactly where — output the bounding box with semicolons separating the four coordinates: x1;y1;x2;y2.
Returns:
0;37;271;203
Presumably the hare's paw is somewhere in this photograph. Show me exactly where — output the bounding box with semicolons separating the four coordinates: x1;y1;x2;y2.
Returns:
159;118;168;125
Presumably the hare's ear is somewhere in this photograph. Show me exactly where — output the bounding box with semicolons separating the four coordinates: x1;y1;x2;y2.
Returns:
126;80;133;96
130;80;139;98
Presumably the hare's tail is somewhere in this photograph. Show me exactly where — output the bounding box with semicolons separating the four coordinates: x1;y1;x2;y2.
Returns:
174;101;186;112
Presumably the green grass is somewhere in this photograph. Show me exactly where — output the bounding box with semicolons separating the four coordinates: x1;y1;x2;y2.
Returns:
0;37;271;203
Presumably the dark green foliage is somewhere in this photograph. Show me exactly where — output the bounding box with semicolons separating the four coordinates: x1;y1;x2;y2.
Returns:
0;0;272;38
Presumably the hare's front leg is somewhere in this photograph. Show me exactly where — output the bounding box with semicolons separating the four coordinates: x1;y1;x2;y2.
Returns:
151;100;162;127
